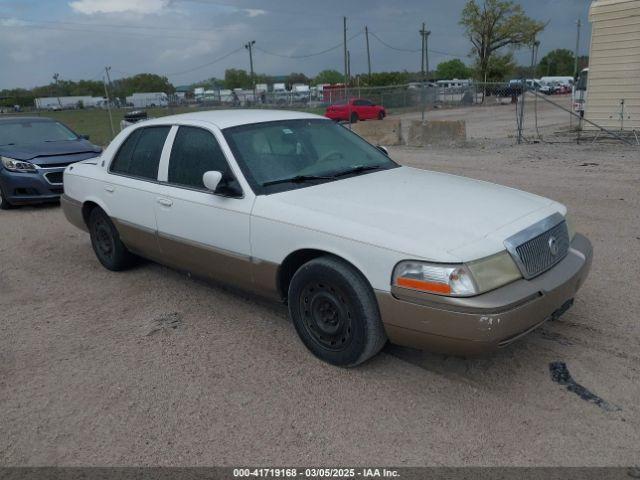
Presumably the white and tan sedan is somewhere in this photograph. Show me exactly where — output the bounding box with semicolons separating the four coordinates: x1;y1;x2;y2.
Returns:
62;110;592;366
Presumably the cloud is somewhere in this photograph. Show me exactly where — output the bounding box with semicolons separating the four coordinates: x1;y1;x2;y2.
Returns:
0;17;30;27
69;0;170;15
244;8;266;17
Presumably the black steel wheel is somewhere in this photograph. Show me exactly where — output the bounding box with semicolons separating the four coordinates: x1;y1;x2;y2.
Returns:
299;281;354;352
288;256;387;367
350;112;359;123
89;207;135;271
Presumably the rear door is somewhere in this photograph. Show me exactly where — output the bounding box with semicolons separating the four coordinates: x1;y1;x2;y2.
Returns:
105;125;172;259
154;124;254;288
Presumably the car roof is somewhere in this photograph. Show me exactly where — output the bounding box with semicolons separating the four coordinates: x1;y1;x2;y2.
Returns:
142;109;326;130
0;116;55;123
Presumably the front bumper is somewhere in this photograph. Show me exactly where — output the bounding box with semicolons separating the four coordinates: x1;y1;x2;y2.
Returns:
0;167;65;205
377;233;593;355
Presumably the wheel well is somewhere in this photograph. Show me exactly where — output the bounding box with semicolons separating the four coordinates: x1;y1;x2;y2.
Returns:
81;201;101;227
277;249;368;301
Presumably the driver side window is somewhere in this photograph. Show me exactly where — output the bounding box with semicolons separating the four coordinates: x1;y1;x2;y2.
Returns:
167;126;230;190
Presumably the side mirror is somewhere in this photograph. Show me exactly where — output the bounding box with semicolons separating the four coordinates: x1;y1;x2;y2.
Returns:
80;134;90;140
202;171;223;191
376;145;389;156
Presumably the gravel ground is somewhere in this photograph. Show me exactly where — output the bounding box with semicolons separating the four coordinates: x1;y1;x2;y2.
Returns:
1;137;639;466
398;93;575;140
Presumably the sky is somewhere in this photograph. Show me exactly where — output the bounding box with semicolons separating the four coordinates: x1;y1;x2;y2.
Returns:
0;0;593;90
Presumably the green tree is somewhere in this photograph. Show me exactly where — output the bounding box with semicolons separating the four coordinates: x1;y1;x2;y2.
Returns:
460;0;545;83
537;48;575;77
112;74;175;98
285;72;310;90
313;69;343;85
435;59;473;79
482;52;517;81
360;71;414;87
223;69;251;89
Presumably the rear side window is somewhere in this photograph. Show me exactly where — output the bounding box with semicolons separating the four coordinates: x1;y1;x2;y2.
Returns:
167;126;229;189
110;126;170;180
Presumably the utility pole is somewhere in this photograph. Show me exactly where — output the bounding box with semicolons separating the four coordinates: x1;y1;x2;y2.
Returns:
347;50;351;79
343;16;350;125
365;25;372;81
343;17;348;86
52;73;62;109
419;23;431;122
245;40;256;102
103;66;115;138
573;19;582;79
420;23;425;75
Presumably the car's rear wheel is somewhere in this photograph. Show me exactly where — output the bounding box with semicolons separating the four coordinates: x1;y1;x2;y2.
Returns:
88;208;135;271
377;111;385;120
0;186;14;210
288;256;387;367
350;112;359;123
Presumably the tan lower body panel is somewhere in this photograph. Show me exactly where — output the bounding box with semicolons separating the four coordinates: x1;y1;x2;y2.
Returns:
60;194;88;233
156;232;280;300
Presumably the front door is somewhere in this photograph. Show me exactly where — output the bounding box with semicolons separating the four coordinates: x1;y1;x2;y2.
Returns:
154;125;254;289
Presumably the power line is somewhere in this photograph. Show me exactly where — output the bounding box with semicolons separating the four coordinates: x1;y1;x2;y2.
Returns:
254;31;363;59
369;30;466;59
165;46;245;76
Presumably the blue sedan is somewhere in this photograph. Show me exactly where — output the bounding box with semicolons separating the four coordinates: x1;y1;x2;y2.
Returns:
0;116;101;209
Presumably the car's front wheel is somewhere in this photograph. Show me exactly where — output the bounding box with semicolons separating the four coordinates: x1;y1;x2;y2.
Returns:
288;256;387;367
0;186;13;210
88;207;136;271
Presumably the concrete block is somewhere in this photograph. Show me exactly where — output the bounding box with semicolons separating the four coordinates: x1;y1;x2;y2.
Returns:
351;118;402;146
406;120;467;146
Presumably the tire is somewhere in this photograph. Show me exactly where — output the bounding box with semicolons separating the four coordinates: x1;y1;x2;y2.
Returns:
350;112;359;123
88;208;135;271
0;185;14;210
288;256;387;367
377;111;385;120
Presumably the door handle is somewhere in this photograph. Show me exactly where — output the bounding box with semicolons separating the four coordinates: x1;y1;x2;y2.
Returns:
105;185;115;193
157;198;173;207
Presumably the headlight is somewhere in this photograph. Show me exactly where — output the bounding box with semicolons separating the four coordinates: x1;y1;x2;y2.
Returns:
393;251;522;297
466;251;522;293
1;156;37;173
392;261;478;296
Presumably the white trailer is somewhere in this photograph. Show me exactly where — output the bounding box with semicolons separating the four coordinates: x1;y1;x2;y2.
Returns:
125;92;169;108
35;96;104;110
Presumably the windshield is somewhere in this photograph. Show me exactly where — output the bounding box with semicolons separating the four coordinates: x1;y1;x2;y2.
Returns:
0;120;78;146
223;119;398;194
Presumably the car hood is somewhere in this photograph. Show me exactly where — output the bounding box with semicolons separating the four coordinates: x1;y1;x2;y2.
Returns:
0;140;101;163
256;166;565;262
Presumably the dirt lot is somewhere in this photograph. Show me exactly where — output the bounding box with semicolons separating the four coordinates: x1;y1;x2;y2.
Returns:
1;136;639;466
398;93;575;140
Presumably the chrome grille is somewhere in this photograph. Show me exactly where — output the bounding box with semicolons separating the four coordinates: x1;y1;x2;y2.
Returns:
504;213;570;280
